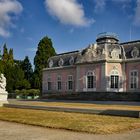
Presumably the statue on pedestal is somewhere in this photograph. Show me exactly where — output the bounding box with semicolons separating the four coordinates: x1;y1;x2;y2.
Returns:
0;74;7;93
0;73;8;106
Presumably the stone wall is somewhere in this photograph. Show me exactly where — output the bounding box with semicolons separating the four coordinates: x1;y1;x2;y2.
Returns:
42;92;140;101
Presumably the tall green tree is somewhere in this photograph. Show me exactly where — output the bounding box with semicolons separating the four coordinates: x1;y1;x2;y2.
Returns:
8;48;14;65
0;49;3;73
0;44;31;92
2;43;8;62
34;36;56;89
21;56;33;82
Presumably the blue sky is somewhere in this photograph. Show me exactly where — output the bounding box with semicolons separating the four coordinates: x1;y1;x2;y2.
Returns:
0;0;140;64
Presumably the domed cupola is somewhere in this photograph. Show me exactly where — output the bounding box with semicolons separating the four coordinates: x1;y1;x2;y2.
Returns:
96;32;119;44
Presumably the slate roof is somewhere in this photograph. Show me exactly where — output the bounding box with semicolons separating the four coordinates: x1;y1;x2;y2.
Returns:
121;40;140;59
48;50;79;67
47;38;140;68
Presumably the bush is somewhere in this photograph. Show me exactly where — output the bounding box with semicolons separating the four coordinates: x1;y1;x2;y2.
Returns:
15;89;40;99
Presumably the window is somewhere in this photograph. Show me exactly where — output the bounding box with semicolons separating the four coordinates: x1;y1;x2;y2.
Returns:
130;70;138;89
87;71;96;89
110;70;119;89
111;50;119;59
47;76;51;90
131;47;139;58
58;58;64;66
49;59;53;68
110;75;119;88
69;56;74;65
68;75;73;90
57;75;62;90
48;82;51;90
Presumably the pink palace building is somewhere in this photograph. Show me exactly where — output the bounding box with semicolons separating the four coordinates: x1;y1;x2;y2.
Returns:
42;32;140;94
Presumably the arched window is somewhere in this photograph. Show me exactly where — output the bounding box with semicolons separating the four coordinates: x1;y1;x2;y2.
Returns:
49;59;53;68
69;56;74;65
87;71;96;89
131;47;139;58
58;58;64;66
110;70;119;89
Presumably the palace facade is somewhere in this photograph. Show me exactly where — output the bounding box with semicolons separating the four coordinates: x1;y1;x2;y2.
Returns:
42;32;140;94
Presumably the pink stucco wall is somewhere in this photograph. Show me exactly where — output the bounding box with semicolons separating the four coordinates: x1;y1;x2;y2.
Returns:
125;62;140;91
77;64;102;91
106;63;123;75
43;67;76;93
43;61;140;93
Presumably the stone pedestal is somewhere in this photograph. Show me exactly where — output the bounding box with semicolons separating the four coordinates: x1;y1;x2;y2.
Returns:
0;92;8;106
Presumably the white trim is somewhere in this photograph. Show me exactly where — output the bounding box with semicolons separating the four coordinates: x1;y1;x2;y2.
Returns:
109;69;120;92
129;70;138;90
67;75;73;91
85;70;96;91
57;75;62;91
47;75;51;91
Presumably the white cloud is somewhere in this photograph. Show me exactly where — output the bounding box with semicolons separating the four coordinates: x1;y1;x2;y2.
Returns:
134;0;140;26
112;0;130;2
44;0;94;27
94;0;132;13
94;0;106;13
0;0;23;37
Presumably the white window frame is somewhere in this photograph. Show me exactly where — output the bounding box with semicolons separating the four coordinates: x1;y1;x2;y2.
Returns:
47;75;51;91
67;75;73;91
129;70;138;90
86;71;96;91
109;70;119;91
57;75;62;91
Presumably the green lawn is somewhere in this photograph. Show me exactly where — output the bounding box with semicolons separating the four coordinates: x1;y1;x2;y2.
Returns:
0;107;140;134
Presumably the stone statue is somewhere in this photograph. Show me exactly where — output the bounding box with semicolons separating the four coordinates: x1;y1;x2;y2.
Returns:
0;74;7;93
0;73;8;106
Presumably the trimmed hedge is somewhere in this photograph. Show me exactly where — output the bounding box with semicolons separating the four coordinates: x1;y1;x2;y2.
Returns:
15;89;40;99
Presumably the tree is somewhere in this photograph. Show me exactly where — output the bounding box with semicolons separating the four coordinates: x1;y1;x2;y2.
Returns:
21;56;33;82
0;49;3;73
2;43;8;62
34;36;56;89
8;48;14;65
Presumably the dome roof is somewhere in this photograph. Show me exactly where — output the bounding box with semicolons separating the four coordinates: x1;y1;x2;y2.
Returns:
96;32;119;44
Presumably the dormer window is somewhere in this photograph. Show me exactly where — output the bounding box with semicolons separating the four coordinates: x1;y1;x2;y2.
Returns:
58;58;64;66
131;47;139;58
111;49;119;59
69;56;74;65
49;60;53;68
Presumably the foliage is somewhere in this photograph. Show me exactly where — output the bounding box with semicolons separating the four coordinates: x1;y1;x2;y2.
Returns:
0;35;56;93
21;56;33;82
0;44;31;92
15;79;31;90
34;36;56;89
15;89;40;97
8;48;14;65
2;43;9;63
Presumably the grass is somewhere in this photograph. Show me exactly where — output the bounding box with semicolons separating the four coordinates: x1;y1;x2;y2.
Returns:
9;100;140;111
0;107;140;134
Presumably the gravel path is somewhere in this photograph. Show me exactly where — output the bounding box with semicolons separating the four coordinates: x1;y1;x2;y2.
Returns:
0;121;140;140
